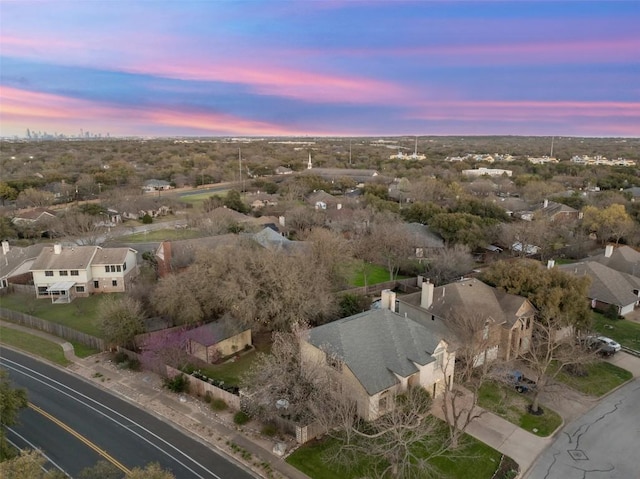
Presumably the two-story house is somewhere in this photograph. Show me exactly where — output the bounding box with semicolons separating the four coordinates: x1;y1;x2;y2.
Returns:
30;244;138;302
397;277;535;366
300;305;454;421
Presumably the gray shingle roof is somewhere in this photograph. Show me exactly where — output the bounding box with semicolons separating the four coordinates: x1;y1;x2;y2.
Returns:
559;261;640;308
588;245;640;277
31;245;99;271
91;247;135;265
1;243;47;279
306;309;443;395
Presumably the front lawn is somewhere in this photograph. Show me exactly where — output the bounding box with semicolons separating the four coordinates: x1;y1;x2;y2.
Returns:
554;361;632;397
179;190;230;206
0;326;70;366
478;381;562;436
287;421;512;479
591;312;640;350
1;293;106;337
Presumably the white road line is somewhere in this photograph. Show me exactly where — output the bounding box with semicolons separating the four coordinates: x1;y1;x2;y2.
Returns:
0;357;228;479
7;427;71;477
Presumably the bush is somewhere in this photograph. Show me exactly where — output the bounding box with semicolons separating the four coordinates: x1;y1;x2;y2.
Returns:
163;374;189;393
233;411;251;425
261;423;278;437
211;398;228;411
141;213;153;224
113;351;129;364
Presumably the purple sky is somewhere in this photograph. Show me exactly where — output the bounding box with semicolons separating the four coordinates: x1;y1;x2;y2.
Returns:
1;1;638;138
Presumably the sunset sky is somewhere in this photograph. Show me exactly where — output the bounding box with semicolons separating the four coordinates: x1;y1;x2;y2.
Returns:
1;1;638;138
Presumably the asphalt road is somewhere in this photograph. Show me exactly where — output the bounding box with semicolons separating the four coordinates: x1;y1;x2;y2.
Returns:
0;348;256;479
526;377;640;479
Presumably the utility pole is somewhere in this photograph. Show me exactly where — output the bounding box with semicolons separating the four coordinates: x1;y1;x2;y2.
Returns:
238;148;243;192
349;139;352;166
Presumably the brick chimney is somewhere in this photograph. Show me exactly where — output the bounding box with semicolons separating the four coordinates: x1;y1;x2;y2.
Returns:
547;259;555;269
605;244;614;258
380;289;396;312
543;198;549;208
53;244;62;255
421;280;434;310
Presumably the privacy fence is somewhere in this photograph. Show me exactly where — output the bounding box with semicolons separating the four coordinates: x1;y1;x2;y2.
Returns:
0;307;106;351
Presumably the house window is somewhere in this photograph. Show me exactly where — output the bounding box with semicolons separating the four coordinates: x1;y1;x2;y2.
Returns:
59;270;68;276
112;280;118;287
110;265;116;273
378;395;388;412
123;261;127;271
104;266;110;273
94;280;99;288
45;271;54;277
116;265;122;272
435;352;444;370
70;270;79;276
76;286;85;293
38;286;48;295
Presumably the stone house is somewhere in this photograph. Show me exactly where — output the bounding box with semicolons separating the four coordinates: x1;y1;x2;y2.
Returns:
397;277;535;366
300;306;454;421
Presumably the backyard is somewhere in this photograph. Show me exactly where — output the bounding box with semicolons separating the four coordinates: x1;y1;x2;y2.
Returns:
119;228;202;243
1;292;106;337
347;261;409;287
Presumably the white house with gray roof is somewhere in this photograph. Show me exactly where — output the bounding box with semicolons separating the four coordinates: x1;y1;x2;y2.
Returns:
30;244;138;302
300;306;454;421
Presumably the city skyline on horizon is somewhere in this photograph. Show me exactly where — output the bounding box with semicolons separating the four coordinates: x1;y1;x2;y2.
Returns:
1;1;639;139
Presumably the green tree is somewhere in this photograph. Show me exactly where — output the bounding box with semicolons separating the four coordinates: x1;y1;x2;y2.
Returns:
97;296;146;348
582;203;634;244
79;460;122;479
0;369;28;460
430;212;495;249
0;449;65;478
223;189;248;214
400;201;443;224
0;182;18;206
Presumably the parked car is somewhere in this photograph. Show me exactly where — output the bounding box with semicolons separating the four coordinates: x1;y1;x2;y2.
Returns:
507;370;537;393
585;336;621;356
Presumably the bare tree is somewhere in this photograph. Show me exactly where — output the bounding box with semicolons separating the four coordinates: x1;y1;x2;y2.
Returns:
15;188;55;208
330;387;451;479
425;244;475;285
97;296;146;349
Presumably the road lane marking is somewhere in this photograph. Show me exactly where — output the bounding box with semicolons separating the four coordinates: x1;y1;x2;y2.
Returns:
29;402;131;475
7;427;70;477
1;357;230;479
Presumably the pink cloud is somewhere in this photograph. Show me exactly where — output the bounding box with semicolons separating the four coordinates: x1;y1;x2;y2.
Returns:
0;86;315;137
408;99;640;124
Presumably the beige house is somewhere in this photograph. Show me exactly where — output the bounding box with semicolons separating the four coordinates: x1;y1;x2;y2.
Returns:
185;321;252;362
30;244;138;302
300;306;454;421
397;277;535;365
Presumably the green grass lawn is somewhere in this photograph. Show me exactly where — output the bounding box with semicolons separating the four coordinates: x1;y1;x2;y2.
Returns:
286;421;509;479
179;190;230;206
554;361;632;397
1;293;105;337
71;341;100;358
120;228;202;242
0;326;70;366
478;381;562;436
347;261;409;287
195;336;271;387
591;312;640;350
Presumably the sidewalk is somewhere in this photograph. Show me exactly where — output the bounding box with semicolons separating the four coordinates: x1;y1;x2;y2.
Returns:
0;320;309;479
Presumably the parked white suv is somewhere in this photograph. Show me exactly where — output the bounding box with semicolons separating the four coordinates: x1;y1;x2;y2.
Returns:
597;336;621;352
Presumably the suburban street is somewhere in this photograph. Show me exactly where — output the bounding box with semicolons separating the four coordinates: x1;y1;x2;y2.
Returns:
0;348;256;479
526;377;640;479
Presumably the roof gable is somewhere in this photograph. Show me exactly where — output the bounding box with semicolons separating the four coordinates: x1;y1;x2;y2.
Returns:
306;309;443;395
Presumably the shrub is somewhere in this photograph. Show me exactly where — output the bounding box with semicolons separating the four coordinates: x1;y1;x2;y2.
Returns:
113;351;129;364
233;411;251;425
163;374;189;393
141;213;153;224
261;423;278;437
211;398;228;411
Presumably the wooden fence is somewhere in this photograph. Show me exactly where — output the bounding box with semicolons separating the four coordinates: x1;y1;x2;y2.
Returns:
339;277;420;297
166;365;241;410
0;307;106;351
